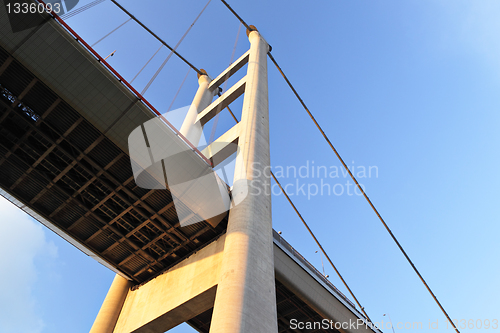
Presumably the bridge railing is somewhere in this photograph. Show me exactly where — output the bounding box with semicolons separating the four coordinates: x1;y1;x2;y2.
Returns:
272;229;356;309
34;0;213;168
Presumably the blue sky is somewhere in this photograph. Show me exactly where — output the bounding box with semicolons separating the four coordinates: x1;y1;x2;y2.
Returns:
1;0;499;332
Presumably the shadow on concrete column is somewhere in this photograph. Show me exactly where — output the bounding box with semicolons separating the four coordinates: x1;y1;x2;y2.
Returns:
209;29;278;333
89;274;132;333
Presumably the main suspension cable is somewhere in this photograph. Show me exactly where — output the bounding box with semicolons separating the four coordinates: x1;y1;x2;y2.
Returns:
219;0;251;31
270;172;373;323
110;0;203;76
268;52;460;333
140;0;211;95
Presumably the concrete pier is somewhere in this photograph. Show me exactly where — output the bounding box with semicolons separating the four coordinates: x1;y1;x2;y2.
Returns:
89;275;132;333
113;236;226;333
179;70;213;146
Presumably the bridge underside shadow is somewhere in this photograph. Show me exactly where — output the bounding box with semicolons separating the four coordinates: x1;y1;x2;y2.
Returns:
0;30;226;284
187;280;341;333
98;233;370;333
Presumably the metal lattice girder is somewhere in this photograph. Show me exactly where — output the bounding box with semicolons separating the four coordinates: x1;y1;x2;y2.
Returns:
0;43;227;283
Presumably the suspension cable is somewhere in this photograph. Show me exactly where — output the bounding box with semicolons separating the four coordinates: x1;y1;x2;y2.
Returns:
91;18;132;47
219;78;372;323
270;172;373;323
141;53;170;95
140;0;211;95
219;0;251;31
109;0;203;75
130;45;163;83
268;52;460;333
60;0;106;20
167;68;191;112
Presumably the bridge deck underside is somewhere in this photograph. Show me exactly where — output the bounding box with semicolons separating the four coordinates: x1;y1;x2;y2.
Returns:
187;280;341;333
0;44;227;283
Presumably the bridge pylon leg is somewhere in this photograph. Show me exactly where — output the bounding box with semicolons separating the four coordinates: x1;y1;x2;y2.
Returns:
89;274;132;333
208;29;278;333
179;72;214;145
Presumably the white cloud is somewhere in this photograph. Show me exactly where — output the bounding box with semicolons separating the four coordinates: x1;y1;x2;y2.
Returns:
437;0;500;74
0;196;58;333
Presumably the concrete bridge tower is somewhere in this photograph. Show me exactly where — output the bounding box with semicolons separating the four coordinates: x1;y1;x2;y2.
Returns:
90;27;278;333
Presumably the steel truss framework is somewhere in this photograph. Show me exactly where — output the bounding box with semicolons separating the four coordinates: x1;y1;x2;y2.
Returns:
0;44;226;283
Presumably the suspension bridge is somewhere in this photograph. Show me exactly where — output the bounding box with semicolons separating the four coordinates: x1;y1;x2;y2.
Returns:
0;1;462;332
